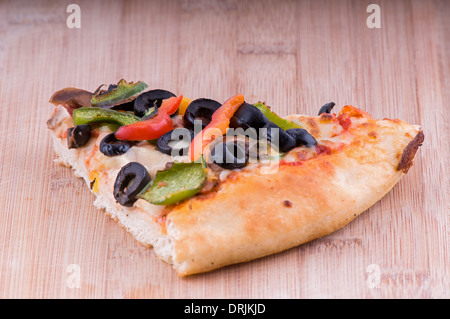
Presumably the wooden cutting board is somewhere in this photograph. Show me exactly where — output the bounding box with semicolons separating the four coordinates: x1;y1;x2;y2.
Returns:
0;0;448;299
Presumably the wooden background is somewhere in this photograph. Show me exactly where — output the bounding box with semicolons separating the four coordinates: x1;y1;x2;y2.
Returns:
0;0;448;299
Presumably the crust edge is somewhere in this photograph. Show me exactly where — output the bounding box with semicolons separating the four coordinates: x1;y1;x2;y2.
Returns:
397;131;424;173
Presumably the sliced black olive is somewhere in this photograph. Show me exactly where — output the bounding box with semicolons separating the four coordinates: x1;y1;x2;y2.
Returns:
183;98;222;130
318;102;335;115
286;128;317;147
67;124;92;149
226;125;259;141
113;162;151;207
229;102;269;131
261;122;297;153
111;100;135;112
134;89;176;117
210;139;249;169
99;133;134;157
156;128;194;157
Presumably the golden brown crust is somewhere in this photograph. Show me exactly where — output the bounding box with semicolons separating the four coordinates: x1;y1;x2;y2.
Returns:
166;118;423;276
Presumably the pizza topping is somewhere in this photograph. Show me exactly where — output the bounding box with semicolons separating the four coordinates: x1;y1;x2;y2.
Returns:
285;128;317;148
67;124;92;149
115;95;183;141
51;80;352;206
89;170;100;193
99;132;135;157
91;79;148;108
229;102;308;154
261;122;297;153
189;95;245;161
49;87;93;114
73;107;140;127
177;97;193;116
133;89;176;117
338;112;352;131
138;162;207;205
187;95;319;162
113;162;152;207
183;98;222;130
317;102;335;115
156;128;195;157
116;114;174;141
253;102;302;130
210;139;249;169
229;102;268;131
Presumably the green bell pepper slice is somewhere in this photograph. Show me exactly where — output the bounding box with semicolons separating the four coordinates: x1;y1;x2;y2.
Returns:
91;79;148;107
253;102;302;130
73;107;140;127
139;162;207;205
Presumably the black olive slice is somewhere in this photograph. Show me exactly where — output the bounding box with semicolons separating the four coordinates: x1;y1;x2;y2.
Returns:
261;123;297;153
286;128;317;147
113;162;151;207
210;139;249;170
99;133;134;157
229;102;269;131
67;124;92;149
111;100;135;112
318;102;335;115
156;128;194;157
134;89;176;117
183;98;222;130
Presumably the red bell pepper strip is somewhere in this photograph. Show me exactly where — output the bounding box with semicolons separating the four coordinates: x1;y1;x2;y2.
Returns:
115;95;183;141
189;94;244;161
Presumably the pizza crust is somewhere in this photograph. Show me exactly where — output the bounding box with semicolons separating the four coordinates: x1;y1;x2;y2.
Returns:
166;121;422;275
47;105;423;276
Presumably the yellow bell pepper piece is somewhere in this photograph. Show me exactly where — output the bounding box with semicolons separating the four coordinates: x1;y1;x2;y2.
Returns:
177;97;192;116
89;170;100;193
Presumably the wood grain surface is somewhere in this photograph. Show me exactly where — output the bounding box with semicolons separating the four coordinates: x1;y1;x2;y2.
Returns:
0;0;448;299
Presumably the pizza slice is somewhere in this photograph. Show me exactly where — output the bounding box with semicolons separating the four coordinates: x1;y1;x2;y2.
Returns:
47;79;424;276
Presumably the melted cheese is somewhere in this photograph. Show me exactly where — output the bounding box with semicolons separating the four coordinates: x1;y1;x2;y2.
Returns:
50;104;377;209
